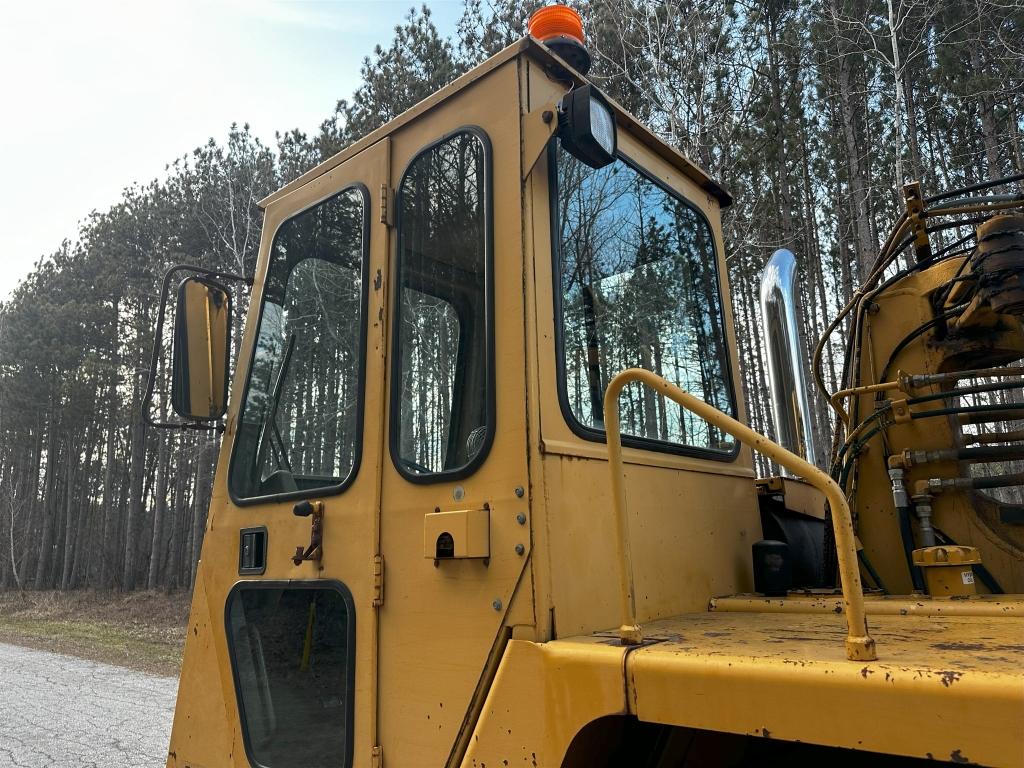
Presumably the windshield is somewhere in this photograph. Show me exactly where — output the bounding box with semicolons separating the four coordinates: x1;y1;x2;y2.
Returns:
230;186;367;501
554;149;736;454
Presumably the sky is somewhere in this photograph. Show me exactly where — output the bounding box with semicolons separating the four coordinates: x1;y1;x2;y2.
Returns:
0;0;464;301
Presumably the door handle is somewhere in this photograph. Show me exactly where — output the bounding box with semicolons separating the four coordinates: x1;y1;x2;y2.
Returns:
292;500;324;566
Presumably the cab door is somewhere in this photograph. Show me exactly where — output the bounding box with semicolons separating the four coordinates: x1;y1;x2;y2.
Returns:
375;71;533;766
206;138;391;768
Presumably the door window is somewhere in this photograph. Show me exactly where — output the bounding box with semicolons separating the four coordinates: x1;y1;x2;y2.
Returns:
391;130;493;479
227;584;355;768
230;186;368;501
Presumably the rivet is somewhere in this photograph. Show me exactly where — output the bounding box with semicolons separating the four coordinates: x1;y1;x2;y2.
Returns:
516;513;527;525
514;486;525;498
515;543;525;556
492;599;503;611
542;110;554;124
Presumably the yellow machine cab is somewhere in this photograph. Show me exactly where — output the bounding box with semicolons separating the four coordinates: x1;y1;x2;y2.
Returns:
151;8;1024;767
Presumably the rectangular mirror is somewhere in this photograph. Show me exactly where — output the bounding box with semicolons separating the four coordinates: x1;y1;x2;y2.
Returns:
171;276;231;420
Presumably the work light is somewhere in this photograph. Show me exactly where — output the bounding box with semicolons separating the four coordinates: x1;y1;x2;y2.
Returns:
558;84;617;169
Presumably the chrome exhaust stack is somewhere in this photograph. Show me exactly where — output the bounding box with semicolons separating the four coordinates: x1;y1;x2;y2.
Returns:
759;249;818;473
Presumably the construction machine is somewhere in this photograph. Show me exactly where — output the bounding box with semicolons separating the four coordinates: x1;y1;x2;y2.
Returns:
149;6;1024;766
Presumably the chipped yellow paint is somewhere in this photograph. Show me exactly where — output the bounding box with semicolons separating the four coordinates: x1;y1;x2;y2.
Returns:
627;612;1024;767
465;612;1024;767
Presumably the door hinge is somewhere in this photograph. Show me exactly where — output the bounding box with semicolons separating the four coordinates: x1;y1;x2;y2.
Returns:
379;184;393;227
373;554;385;607
371;745;384;768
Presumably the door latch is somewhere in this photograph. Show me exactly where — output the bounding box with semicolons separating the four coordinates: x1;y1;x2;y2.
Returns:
292;500;324;566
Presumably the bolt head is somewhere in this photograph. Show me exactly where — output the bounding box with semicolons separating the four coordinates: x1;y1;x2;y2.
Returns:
515;543;525;555
516;513;527;525
492;599;502;611
514;486;525;498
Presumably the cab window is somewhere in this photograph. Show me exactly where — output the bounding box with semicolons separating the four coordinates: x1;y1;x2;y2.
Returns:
553;149;736;455
230;186;368;501
391;130;492;479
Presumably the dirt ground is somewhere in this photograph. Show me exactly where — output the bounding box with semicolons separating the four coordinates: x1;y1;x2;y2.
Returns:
0;590;190;677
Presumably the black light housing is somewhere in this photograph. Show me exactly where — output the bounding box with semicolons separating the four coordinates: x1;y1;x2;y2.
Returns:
557;84;617;169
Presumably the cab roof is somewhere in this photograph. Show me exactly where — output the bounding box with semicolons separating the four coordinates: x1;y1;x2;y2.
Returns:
259;36;732;210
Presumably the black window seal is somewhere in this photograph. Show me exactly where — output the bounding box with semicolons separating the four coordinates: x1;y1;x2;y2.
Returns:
224;579;356;768
388;126;496;484
228;183;372;507
548;141;741;462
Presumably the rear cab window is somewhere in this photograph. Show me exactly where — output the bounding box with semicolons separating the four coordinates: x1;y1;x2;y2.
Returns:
551;146;737;457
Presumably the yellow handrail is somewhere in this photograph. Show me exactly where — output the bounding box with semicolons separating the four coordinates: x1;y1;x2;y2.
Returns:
603;368;877;661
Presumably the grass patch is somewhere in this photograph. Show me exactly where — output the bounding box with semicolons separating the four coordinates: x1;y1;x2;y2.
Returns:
0;590;190;677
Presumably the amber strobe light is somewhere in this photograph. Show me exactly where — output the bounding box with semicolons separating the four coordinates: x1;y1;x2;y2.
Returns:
528;4;591;74
557;84;617;169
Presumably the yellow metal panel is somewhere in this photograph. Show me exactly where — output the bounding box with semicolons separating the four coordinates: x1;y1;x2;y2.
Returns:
523;62;759;645
626;612;1024;767
165;561;237;767
376;59;534;768
169;138;393;768
461;638;628;768
756;475;826;520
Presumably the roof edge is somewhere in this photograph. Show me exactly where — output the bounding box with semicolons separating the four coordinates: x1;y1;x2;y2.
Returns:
260;36;731;210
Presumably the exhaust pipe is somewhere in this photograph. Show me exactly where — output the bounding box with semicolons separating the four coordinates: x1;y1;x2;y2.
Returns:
759;249;818;472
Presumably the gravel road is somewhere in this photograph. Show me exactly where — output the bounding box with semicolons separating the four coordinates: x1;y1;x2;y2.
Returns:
0;642;177;767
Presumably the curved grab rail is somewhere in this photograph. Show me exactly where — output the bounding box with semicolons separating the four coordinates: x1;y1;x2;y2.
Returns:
603;368;877;661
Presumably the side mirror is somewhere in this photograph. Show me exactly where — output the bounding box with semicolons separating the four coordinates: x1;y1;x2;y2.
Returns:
171;277;231;421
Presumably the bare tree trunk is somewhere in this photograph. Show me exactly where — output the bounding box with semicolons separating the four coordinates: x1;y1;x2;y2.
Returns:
122;317;151;591
166;440;187;590
60;452;75;589
146;434;169;590
34;426;57;589
834;49;876;280
970;45;1003;180
121;409;147;591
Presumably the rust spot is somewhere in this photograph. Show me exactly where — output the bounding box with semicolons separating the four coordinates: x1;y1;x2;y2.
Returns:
860;667;874;679
938;670;963;687
761;727;771;738
933;642;985;651
833;605;843;614
373;269;382;290
704;631;730;637
949;749;971;763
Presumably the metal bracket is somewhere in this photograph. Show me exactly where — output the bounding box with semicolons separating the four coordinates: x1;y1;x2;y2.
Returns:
891;398;912;424
372;554;385;607
379;184;393;227
903;182;932;263
522;103;560;181
292;500;324;566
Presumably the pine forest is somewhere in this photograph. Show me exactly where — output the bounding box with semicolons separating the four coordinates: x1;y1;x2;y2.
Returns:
1;0;1022;592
